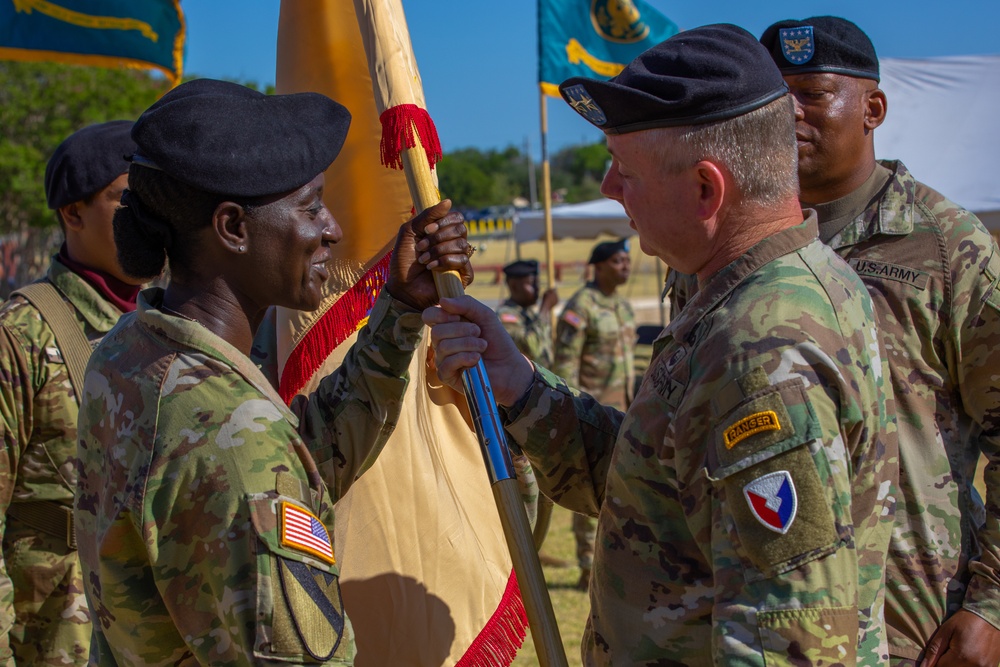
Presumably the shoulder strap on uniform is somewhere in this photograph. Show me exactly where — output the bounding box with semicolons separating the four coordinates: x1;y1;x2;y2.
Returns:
11;282;92;406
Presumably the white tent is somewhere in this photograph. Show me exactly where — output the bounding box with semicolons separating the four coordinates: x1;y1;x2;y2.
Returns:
514;198;634;242
876;54;1000;230
516;54;1000;238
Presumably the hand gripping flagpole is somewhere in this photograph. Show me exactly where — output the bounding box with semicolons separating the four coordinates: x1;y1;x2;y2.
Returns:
353;1;567;664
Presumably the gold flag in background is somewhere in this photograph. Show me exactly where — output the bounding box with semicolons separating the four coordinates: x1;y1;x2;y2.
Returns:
275;1;527;665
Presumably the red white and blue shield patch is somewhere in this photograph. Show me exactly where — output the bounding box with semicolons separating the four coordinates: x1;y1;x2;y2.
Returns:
743;470;798;534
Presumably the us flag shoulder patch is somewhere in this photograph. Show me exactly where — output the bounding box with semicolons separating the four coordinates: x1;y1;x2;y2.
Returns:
280;501;336;564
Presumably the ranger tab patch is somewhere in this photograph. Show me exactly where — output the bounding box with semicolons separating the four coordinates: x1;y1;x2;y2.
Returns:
779;26;814;64
724;410;781;449
280;502;335;564
743;471;798;534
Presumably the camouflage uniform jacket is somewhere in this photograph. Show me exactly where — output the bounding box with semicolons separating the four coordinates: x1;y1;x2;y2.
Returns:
75;288;422;666
823;160;1000;660
553;283;635;412
0;257;124;666
496;298;553;368
504;216;897;665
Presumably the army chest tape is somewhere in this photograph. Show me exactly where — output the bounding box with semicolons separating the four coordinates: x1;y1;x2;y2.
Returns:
6;281;92;549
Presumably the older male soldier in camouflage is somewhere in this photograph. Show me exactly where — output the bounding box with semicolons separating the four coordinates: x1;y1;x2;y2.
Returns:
0;121;140;665
496;259;558;368
424;24;897;665
554;239;635;589
760;17;1000;667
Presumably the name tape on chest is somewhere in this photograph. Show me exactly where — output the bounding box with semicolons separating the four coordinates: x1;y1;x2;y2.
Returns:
280;501;335;565
743;470;798;534
849;258;928;289
724;410;781;449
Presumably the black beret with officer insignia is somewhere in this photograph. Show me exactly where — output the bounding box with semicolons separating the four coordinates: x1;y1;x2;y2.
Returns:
588;238;629;265
129;78;352;198
503;260;540;278
558;24;788;135
760;16;880;82
45;120;135;210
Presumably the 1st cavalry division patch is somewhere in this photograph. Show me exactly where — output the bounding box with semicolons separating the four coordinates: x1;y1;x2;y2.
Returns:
280;501;336;564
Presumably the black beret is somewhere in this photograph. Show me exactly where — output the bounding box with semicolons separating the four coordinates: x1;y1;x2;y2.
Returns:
760;16;879;81
559;24;788;134
503;260;539;278
131;78;351;198
589;239;629;265
45;120;135;210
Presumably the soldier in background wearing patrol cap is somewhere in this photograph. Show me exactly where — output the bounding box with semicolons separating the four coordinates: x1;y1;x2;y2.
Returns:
553;238;635;590
424;24;896;665
761;16;1000;667
0;120;141;665
73;79;473;665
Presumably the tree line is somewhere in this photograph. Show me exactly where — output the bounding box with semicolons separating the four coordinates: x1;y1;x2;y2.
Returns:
0;61;608;236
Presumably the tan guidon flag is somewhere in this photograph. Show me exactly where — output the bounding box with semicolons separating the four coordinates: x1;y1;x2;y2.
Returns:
275;1;527;665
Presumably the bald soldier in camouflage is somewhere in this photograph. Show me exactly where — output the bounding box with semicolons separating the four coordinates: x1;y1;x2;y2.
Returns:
425;25;896;665
554;239;635;588
0;122;140;665
761;18;1000;666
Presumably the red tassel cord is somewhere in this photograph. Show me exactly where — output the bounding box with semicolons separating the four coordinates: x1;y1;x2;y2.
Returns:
379;104;444;171
455;572;529;667
279;251;392;404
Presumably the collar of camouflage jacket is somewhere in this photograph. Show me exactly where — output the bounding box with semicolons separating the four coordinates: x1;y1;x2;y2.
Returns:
825;160;916;250
48;257;126;333
135;287;299;426
667;214;820;344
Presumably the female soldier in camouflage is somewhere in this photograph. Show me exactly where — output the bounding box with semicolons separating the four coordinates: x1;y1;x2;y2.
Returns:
73;79;473;665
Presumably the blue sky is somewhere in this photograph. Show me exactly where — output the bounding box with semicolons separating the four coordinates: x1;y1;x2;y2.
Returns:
182;1;1000;158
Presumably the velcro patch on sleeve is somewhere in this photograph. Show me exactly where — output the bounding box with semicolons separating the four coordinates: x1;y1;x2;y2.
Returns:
280;502;335;565
724;411;781;449
561;310;582;328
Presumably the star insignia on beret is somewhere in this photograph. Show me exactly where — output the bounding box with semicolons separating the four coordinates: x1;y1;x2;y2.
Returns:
562;84;607;125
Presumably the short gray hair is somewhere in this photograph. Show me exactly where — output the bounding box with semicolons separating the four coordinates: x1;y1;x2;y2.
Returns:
653;95;798;206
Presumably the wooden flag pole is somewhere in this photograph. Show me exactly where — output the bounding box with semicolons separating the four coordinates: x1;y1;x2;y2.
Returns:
353;0;567;663
400;135;568;667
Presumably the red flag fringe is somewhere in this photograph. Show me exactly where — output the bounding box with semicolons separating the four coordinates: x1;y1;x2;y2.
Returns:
278;250;529;667
455;573;529;667
379;104;443;171
278;251;392;404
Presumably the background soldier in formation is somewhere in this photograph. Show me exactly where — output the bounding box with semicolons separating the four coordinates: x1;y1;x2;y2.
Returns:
553;239;635;589
760;16;1000;666
426;24;896;664
0;121;141;665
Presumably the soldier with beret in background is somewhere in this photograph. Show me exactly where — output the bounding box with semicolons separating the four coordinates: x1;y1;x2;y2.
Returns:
0;121;141;665
759;16;1000;667
496;259;558;368
73;79;472;665
552;239;635;590
424;24;896;664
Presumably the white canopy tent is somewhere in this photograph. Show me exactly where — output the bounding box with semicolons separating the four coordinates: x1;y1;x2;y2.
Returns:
516;54;1000;239
514;197;633;243
875;54;1000;230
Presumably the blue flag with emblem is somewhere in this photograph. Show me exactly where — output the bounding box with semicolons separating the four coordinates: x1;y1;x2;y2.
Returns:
0;0;185;83
538;0;678;98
